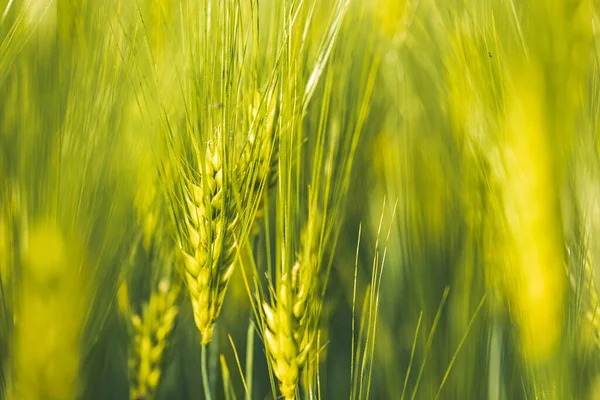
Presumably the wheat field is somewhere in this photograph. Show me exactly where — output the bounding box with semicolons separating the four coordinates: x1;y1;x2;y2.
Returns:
1;0;600;399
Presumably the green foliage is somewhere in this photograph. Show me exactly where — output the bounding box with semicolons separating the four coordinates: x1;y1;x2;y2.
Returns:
2;0;600;399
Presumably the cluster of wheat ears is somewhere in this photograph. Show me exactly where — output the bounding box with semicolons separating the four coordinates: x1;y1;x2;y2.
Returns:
0;0;382;398
4;0;600;399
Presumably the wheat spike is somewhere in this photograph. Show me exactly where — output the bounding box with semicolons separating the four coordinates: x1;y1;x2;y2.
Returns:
128;279;181;400
134;179;161;252
242;90;279;237
134;153;175;253
182;142;238;344
263;217;321;400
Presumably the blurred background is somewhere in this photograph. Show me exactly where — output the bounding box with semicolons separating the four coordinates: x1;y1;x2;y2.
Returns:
2;0;600;399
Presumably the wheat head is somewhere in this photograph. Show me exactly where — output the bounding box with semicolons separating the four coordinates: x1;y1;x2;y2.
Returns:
262;216;321;400
128;279;181;400
242;90;279;237
181;142;239;345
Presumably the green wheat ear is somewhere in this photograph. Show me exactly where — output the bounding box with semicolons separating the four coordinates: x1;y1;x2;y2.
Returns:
263;212;322;400
128;278;181;400
181;142;239;345
125;149;181;400
242;90;279;238
162;0;273;350
176;99;274;346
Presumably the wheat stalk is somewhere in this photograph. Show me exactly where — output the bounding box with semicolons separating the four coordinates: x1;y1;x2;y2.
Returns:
128;278;180;400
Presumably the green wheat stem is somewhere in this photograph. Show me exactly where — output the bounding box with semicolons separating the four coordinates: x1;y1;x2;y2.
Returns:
202;343;213;400
245;320;255;400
